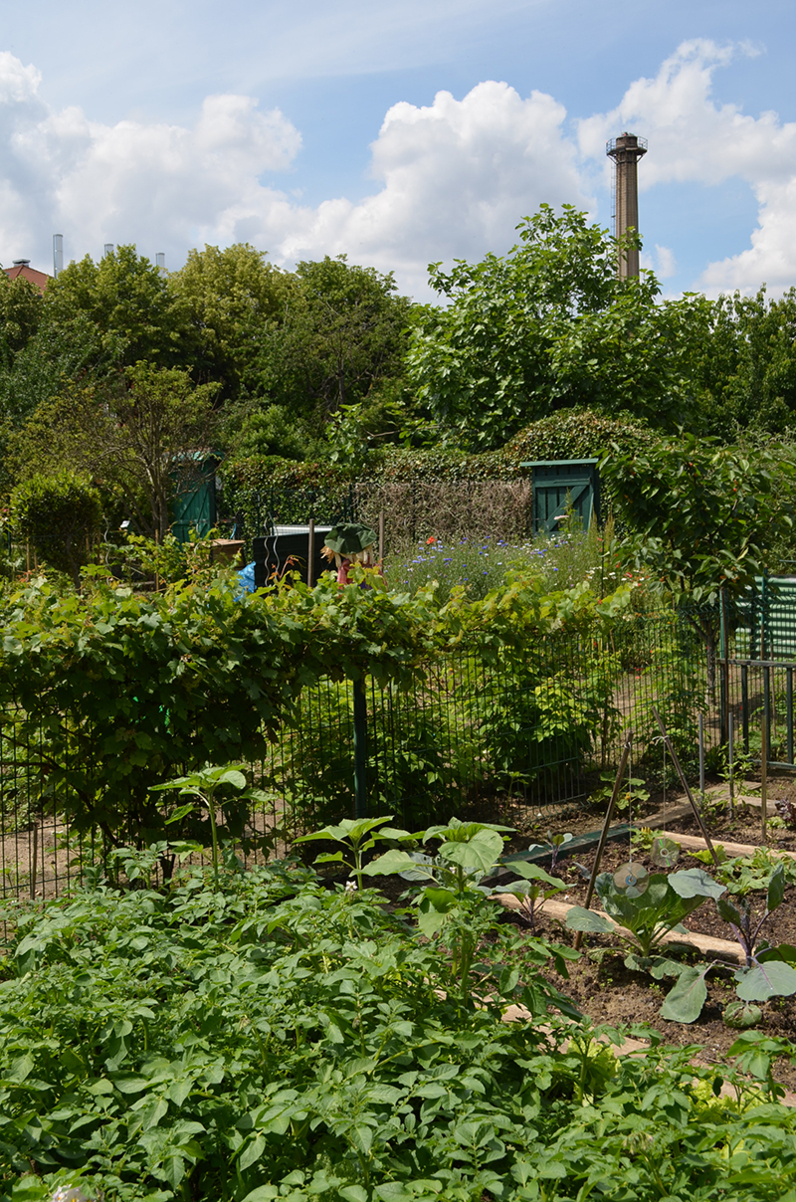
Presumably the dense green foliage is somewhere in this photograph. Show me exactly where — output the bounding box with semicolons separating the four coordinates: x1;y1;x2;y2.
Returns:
602;433;794;605
9;472;102;584
2;208;796;558
1;208;794;655
218;408;654;544
0;566;636;843
0;568;440;842
167;243;295;399
1;857;796;1202
10;363;219;540
698;287;796;436
404;206;712;450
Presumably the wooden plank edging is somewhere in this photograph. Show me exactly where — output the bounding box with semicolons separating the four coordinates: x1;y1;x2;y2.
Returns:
495;894;745;963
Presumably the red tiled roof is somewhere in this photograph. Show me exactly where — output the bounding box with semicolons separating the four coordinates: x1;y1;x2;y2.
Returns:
3;264;50;293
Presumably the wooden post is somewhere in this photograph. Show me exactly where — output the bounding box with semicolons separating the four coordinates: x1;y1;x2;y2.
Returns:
652;706;720;865
378;510;385;568
728;711;735;820
307;518;315;588
574;731;633;951
720;588;729;744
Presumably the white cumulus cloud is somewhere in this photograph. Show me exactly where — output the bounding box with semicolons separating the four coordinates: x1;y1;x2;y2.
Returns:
0;54;591;298
275;81;593;294
2;42;795;301
641;244;677;280
0;53;302;270
579;40;796;294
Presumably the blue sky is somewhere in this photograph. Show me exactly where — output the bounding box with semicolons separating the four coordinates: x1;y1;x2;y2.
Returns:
1;0;795;300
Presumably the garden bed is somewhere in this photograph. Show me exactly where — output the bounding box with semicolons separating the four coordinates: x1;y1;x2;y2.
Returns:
502;790;796;1089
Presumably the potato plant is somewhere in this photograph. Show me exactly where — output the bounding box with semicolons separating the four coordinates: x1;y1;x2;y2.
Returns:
2;850;796;1201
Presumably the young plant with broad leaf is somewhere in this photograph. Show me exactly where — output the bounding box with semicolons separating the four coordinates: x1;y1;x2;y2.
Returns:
362;817;579;1010
151;764;274;886
717;862;796;1014
293;814;412;892
566;867;729;1023
501;862;569;934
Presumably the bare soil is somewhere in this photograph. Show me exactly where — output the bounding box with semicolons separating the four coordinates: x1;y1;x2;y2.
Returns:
508;775;796;1090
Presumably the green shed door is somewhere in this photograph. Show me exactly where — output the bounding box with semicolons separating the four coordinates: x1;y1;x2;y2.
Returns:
521;459;600;536
171;475;217;543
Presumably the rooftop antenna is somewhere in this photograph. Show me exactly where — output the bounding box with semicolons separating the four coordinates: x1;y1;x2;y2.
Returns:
155;252;165;269
606;132;647;279
53;234;63;278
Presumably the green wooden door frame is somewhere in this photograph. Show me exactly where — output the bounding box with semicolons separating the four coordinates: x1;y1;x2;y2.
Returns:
171;460;217;543
522;459;600;535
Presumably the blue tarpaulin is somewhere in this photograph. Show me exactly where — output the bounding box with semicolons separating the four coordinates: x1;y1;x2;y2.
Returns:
236;562;257;596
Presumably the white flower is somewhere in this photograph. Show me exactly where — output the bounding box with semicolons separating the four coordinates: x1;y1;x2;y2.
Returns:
345;880;358;893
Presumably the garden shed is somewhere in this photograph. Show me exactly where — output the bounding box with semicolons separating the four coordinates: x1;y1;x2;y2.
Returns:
523;458;600;535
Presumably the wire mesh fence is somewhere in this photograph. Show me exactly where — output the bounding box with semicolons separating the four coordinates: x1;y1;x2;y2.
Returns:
0;607;717;906
263;610;707;834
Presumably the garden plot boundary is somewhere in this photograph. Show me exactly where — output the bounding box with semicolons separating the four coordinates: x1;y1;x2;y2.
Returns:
0;609;722;904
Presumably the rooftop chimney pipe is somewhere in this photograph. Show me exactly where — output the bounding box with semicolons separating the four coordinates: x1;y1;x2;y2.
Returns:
53;234;63;278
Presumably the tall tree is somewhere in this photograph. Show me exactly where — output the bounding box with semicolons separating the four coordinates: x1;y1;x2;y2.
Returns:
11;363;218;541
602;432;795;693
0;272;43;367
253;255;413;423
405;204;713;450
697;288;796;436
167;243;294;398
44;246;184;367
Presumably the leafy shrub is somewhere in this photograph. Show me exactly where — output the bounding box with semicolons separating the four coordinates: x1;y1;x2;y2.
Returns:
0;571;438;844
103;527;236;588
503;407;657;470
10;470;102;584
0;567;641;845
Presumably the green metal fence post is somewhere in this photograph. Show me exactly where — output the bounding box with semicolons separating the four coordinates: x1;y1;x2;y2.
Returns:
353;677;368;819
720;589;728;744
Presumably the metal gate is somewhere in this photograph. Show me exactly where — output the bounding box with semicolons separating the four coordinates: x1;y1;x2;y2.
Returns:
721;578;796;769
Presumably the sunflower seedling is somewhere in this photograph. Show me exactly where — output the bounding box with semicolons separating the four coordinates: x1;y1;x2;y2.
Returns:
151;764;272;886
502;862;568;934
293;815;412;891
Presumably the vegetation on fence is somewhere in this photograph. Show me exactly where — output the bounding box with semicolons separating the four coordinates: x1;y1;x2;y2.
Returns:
0;566;638;844
1;836;796;1202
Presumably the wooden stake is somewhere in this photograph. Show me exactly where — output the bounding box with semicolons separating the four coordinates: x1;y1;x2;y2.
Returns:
574;730;633;951
728;711;735;820
651;706;720;865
